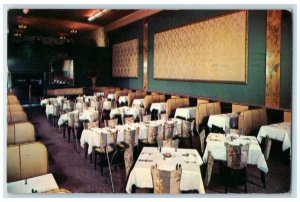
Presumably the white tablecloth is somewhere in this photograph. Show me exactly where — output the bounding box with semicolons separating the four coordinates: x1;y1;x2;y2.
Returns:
109;107;140;120
257;122;291;151
57;109;98;126
150;102;166;114
126;147;205;193
203;133;268;173
7;173;59;194
207;113;239;130
132;99;144;108
118;96;128;104
107;94;115;101
174;107;196;120
45;104;54;117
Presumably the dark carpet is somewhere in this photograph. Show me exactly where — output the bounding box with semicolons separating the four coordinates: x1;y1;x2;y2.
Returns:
25;106;291;195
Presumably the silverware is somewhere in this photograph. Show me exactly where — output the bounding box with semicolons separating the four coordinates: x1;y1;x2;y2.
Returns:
138;159;153;162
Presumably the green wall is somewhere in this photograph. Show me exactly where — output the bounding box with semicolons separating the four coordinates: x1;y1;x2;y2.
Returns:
108;10;292;109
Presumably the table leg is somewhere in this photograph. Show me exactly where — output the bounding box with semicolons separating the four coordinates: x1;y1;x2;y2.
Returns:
205;151;214;186
264;136;272;160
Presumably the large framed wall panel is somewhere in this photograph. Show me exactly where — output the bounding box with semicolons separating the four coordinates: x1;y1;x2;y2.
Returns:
112;38;139;78
153;11;248;83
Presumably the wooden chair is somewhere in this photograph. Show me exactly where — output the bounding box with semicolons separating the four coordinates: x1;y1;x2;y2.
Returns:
93;130;118;192
140;125;159;148
157;138;179;150
223;142;250;193
163;122;175;140
124;116;135;124
105;118;118;128
150;165;182;193
142;114;151;123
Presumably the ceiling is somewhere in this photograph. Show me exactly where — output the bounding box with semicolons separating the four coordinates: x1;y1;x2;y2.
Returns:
8;9;138;38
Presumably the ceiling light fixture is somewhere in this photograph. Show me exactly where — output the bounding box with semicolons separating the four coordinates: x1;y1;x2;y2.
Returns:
14;33;22;37
70;29;77;34
88;9;110;22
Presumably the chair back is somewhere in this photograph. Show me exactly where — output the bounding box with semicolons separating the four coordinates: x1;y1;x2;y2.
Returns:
151;165;182;194
124;128;137;148
160;113;167;121
181;120;194;138
164;122;175;140
67;112;75;127
100;130;118;148
157;138;179;149
143;115;151;123
52;105;60;116
147;125;159;144
106;118;118;128
124;116;135;124
225;142;250;169
83;120;99;130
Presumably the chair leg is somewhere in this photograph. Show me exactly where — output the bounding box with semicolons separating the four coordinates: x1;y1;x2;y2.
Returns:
244;169;248;193
63;126;66;138
94;151;97;170
190;136;193;148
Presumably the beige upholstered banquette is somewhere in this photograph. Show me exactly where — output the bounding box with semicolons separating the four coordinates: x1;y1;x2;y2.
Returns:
7;112;28;124
166;98;190;118
114;89;132;102
195;102;221;130
144;94;166;112
7;122;36;145
232;104;249;113
46;88;84;96
101;87;121;97
7;95;20;105
7;142;48;182
238;108;268;136
284;111;291;122
7;104;24;113
197;99;209;105
127;91;147;106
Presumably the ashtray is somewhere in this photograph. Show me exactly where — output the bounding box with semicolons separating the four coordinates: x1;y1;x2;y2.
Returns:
163;153;172;158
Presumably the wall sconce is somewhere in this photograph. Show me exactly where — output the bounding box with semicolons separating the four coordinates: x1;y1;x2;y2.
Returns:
88;9;110;22
23;9;30;14
70;29;77;34
14;33;22;37
18;24;27;29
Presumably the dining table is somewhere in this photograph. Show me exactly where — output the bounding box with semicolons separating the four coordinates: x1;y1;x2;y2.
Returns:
202;133;268;187
132;99;144;108
107;94;115;101
150;102;166;114
257;122;291;160
57;109;98;126
7;173;59;194
126;147;205;193
118;96;128;105
174;107;196;120
207;112;239;130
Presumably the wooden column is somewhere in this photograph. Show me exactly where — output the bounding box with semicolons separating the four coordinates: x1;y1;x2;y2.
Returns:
143;22;148;91
265;10;282;108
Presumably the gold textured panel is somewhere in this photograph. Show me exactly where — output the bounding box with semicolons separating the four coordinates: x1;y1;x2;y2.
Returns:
154;11;248;83
112;39;139;78
143;22;148;90
265;10;281;108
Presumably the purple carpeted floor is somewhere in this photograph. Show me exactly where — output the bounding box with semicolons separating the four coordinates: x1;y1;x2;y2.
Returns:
26;107;291;195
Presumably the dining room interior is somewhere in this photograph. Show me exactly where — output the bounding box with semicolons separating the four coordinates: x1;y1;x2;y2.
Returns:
4;6;294;196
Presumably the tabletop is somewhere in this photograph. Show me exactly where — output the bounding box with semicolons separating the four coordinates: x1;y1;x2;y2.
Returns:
150;102;166;114
7;173;59;194
126;147;205;193
174;107;196;120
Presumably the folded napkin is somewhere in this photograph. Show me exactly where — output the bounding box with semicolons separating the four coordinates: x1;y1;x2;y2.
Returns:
139;153;149;160
188;154;196;163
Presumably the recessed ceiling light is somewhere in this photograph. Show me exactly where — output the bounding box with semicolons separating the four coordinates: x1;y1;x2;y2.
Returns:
70;29;77;34
18;24;27;29
23;9;30;14
88;9;110;22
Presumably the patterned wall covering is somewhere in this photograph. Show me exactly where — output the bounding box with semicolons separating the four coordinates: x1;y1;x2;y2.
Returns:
154;11;248;83
265;10;282;108
112;39;139;78
92;27;106;47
